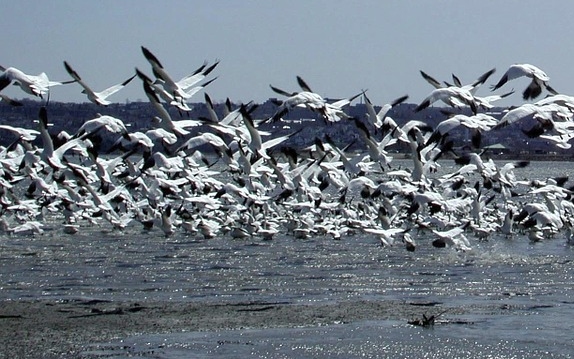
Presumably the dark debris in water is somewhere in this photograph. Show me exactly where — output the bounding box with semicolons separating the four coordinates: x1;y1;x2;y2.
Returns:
408;301;443;307
408;310;447;328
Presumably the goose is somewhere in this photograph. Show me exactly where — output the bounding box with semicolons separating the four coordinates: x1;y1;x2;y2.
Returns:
500;209;515;236
420;68;495;94
492;102;572;131
156;204;176;237
74;114;130;140
431;221;471;251
137;69;201;137
0;218;44;235
363;226;413;250
474;89;515;110
491;63;558;100
353;119;394;168
197;217;221;239
415;86;479;114
363;93;408;129
269;76;360;122
238;104;302;159
141;46;218;103
136;67;216;112
256;219;281;240
0;125;40;142
36;107;92;169
63;61;135;105
424;113;498;148
0;66;74;99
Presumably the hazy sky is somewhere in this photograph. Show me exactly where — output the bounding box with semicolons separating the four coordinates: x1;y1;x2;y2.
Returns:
2;1;573;107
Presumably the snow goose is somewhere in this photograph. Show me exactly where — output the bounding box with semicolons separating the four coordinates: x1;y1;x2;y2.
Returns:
63;61;135;105
415;86;479;114
269;76;360;122
431;221;471;251
420;68;495;95
141;46;218;103
491;63;558;100
137;69;201;137
0;66;74;99
363;92;409;129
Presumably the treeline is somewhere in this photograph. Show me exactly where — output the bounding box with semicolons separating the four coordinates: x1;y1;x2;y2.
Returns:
0;98;562;156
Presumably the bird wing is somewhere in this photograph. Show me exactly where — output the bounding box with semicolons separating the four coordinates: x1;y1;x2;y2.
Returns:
296;76;313;92
96;73;137;100
420;70;443;89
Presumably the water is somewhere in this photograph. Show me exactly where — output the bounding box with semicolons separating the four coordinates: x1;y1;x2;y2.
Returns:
1;160;574;357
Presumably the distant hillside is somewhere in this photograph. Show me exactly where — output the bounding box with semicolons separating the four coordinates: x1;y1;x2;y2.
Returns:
0;98;567;158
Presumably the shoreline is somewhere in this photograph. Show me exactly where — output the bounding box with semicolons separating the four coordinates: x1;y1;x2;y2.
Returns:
0;297;501;358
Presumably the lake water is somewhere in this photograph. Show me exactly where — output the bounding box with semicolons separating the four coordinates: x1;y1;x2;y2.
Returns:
1;160;574;358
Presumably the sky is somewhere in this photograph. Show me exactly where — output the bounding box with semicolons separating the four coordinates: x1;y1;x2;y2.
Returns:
2;0;574;108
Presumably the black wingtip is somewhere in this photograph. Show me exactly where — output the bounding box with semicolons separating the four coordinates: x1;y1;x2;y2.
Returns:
392;94;409;106
296;76;312;92
121;73;137;86
203;60;220;77
491;74;507;92
414;100;430;112
63;61;81;80
141;46;163;68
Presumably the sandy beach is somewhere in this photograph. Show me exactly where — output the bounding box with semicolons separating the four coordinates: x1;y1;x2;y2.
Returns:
0;298;483;358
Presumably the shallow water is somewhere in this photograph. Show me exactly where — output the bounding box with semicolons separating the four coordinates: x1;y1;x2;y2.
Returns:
2;225;574;357
82;318;571;358
2;160;574;357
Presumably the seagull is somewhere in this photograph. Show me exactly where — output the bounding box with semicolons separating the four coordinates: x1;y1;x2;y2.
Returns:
63;61;136;106
491;63;558;100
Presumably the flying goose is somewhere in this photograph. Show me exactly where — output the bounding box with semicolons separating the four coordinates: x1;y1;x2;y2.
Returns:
63;61;136;105
491;63;558;100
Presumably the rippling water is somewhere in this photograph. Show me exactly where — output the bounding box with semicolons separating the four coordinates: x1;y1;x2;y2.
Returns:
2;160;574;357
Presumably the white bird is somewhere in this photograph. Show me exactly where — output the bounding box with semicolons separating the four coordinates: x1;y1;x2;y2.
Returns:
36;107;91;169
136;69;201;137
0;125;40;142
420;68;495;95
63;61;136;106
363;226;414;250
363;92;409;129
425;113;498;148
491;63;557;100
74;114;129;139
431;221;472;251
0;66;74;99
493;103;572;130
0;218;44;235
415;86;479;114
141;46;218;103
269;76;361;122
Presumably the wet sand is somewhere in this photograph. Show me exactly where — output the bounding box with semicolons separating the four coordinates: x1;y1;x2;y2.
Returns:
0;298;480;358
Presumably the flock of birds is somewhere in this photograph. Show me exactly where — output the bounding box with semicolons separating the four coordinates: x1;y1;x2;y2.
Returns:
1;47;574;252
